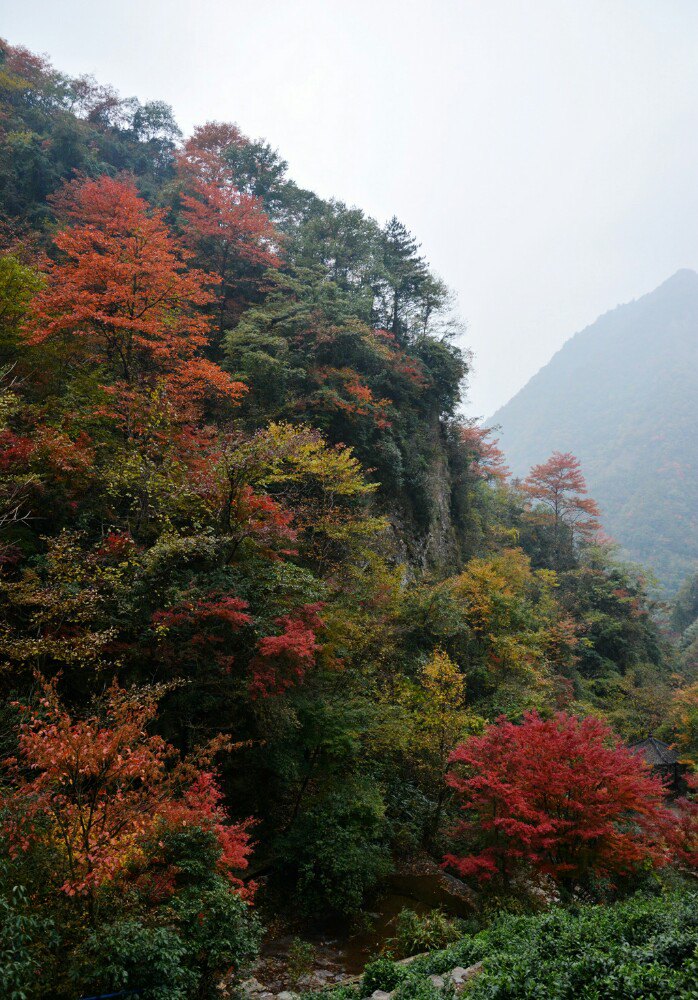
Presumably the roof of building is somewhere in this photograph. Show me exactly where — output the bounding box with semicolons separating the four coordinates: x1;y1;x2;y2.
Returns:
628;736;679;768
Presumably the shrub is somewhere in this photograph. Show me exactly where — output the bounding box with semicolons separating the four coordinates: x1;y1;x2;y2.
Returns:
287;938;317;987
315;886;698;1000
70;921;193;1000
0;873;56;1000
362;957;410;994
388;908;462;958
169;881;261;996
0;819;260;998
66;875;260;1000
452;889;698;999
394;979;445;1000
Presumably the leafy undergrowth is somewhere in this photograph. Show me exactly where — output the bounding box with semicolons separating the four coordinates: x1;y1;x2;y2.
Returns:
305;887;698;1000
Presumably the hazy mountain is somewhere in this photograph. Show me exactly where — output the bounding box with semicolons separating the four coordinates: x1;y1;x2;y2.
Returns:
488;269;698;592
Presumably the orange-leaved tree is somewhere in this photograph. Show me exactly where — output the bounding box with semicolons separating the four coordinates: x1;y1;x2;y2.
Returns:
27;174;245;408
1;677;254;911
178;123;282;341
460;422;510;483
667;772;698;870
177;121;248;188
444;710;670;885
180;179;280;340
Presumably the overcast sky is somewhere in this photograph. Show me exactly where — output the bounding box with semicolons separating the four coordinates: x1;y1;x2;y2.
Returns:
5;1;698;415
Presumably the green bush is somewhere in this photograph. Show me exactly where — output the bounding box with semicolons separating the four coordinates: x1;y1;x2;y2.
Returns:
275;781;392;919
315;887;698;1000
68;878;261;1000
406;936;488;978
362;957;410;994
0;826;261;1000
71;921;194;1000
169;882;262;995
0;875;57;1000
287;938;317;986
394;979;447;1000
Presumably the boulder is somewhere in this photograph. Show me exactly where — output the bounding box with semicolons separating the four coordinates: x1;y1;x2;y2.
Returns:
428;975;445;989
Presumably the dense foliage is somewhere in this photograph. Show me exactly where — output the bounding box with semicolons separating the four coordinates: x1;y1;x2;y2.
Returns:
340;887;698;1000
0;37;696;996
445;711;670;884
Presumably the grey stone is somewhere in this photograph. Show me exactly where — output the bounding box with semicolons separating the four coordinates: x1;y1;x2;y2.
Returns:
278;992;300;1000
241;980;266;995
428;975;445;989
370;991;394;1000
451;963;483;990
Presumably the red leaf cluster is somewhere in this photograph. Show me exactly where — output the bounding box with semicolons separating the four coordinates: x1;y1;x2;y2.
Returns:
249;603;324;698
181;179;280;272
665;773;698;870
522;451;601;539
460;423;510;482
444;710;671;884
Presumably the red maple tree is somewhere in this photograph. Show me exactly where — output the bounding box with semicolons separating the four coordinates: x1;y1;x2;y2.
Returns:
177;121;281;341
177;122;247;187
249;604;324;698
460;422;510;482
152;592;323;699
666;772;698;870
444;710;670;884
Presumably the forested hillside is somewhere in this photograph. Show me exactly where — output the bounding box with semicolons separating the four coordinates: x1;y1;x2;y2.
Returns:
0;39;696;999
489;269;698;592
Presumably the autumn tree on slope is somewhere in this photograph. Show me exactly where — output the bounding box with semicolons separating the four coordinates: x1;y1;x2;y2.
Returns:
178;124;282;345
413;649;481;845
444;711;670;886
2;678;254;901
1;678;259;996
459;422;510;483
28;174;245;409
522;451;601;570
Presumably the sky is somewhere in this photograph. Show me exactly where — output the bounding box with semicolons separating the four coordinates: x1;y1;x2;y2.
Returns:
5;0;698;416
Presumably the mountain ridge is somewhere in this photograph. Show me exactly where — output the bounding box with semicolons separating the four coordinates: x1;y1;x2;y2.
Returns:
488;269;698;591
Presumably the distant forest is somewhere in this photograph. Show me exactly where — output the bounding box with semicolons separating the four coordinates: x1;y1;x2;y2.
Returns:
490;269;698;592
